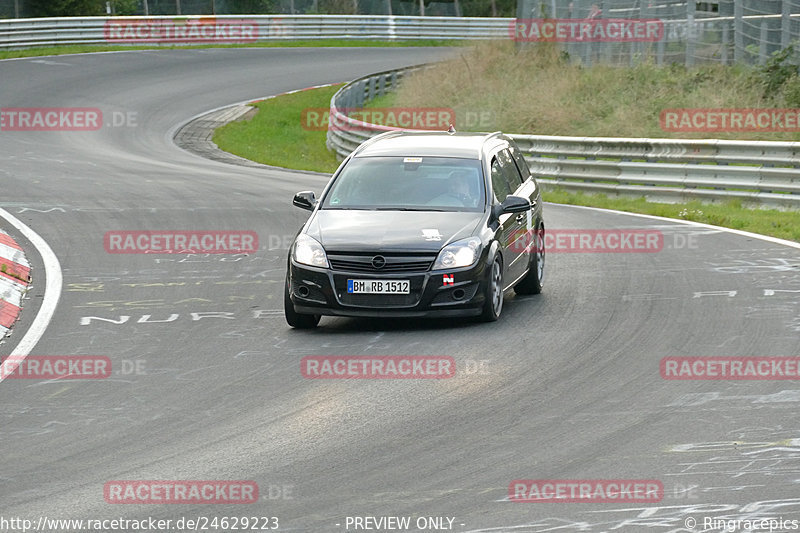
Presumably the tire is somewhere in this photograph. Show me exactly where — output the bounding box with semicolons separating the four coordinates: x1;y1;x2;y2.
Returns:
480;255;504;322
284;279;320;329
514;224;544;295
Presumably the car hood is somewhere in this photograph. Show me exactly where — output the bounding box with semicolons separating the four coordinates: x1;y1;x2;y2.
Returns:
308;210;483;252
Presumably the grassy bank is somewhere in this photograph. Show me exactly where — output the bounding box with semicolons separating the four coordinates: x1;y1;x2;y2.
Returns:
213;84;342;173
213;84;800;242
384;40;800;141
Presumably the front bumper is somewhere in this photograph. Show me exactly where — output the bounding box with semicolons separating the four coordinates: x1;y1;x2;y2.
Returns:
288;259;489;318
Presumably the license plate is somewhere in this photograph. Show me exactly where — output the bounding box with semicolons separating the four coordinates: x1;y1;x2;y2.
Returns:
347;279;410;294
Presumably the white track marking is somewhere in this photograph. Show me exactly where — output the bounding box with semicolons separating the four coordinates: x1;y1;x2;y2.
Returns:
0;208;62;382
555;204;800;250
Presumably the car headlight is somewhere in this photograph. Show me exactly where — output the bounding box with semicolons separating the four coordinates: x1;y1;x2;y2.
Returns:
433;237;481;270
292;234;329;268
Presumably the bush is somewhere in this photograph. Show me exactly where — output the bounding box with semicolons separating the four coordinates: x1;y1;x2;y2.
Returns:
756;43;800;101
26;0;105;16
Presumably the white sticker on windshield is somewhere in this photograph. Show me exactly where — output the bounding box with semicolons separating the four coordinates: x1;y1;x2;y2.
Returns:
404;157;423;163
422;229;442;241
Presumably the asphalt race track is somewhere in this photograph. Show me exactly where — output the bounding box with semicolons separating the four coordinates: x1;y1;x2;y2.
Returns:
1;47;800;533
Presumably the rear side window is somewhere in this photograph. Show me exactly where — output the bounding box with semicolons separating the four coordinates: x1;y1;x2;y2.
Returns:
490;157;512;203
491;152;522;202
496;149;523;198
509;144;532;180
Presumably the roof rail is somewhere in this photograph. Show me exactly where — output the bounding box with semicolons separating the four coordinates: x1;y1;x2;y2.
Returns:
478;131;507;160
350;130;402;157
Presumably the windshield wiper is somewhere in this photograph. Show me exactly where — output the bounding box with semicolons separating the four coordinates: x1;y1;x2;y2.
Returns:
372;207;450;212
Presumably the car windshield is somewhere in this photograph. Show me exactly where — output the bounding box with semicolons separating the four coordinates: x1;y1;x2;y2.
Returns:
321;156;485;212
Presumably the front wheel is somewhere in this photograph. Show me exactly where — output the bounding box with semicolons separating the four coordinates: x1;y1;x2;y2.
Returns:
480;255;504;322
284;279;320;329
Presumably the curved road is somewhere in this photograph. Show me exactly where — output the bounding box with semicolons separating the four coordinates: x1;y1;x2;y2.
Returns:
1;47;800;532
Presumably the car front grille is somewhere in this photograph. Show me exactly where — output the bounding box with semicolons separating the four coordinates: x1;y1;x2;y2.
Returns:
339;293;420;307
327;252;436;273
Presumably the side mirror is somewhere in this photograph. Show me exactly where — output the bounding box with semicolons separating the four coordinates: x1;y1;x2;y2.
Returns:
292;191;316;211
492;195;530;219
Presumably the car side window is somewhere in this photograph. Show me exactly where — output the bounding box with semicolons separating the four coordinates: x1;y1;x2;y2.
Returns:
497;149;523;194
509;144;532;180
490;157;512;203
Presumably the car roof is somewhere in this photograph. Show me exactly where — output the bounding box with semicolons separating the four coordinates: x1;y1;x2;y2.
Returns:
352;131;507;159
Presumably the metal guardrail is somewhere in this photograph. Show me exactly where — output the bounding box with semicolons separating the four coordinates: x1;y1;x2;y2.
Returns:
327;67;800;209
3;11;800;67
0;15;508;49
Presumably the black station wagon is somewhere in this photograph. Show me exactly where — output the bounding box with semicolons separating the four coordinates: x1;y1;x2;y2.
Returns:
284;130;545;328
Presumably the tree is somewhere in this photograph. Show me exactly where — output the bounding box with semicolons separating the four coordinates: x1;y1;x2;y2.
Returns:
26;0;106;16
458;0;514;17
109;0;140;14
224;0;279;13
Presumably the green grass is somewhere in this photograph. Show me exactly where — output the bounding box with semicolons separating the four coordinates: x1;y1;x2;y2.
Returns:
0;39;458;60
213;85;800;243
0;262;28;282
213;84;342;173
542;190;800;242
387;40;800;142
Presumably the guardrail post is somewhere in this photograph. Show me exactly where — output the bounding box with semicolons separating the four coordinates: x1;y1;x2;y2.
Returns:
598;4;611;65
564;0;575;63
379;74;387;97
368;77;376;101
358;80;366;107
348;82;357;109
782;0;791;51
734;0;743;64
573;0;591;66
721;25;729;65
685;0;695;67
636;3;647;64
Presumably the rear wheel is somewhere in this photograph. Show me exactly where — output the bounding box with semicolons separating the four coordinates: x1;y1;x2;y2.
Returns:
480;255;503;322
514;225;544;295
284;279;320;329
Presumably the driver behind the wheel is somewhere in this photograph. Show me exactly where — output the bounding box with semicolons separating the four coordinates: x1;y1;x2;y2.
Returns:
431;170;476;207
